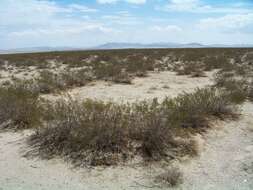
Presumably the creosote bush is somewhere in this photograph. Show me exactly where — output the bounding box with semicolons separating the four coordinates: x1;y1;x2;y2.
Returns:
36;70;65;93
0;80;42;129
29;87;238;166
36;69;93;94
30;98;133;166
214;72;249;104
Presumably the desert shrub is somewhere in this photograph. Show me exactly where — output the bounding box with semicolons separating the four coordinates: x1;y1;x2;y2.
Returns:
1;80;11;86
29;98;133;166
125;54;154;73
174;61;203;76
29;97;175;164
203;55;230;71
162;88;236;129
155;167;183;187
92;62;133;84
60;68;93;87
28;87;238;165
112;71;132;84
130;99;173;159
93;62;122;80
36;70;65;93
0;80;42;129
36;69;93;93
214;73;248;104
136;70;148;77
190;69;206;78
242;161;253;175
174;66;192;75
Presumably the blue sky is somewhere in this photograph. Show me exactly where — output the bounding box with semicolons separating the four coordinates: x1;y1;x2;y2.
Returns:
0;0;253;49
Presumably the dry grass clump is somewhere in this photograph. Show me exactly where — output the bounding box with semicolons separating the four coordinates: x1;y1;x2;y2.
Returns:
0;80;43;129
28;87;238;166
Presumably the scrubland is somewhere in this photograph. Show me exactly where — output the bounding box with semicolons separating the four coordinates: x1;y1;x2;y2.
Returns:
0;48;253;189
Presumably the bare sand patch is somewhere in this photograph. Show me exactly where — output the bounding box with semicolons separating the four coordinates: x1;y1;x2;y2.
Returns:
177;102;253;190
69;71;214;103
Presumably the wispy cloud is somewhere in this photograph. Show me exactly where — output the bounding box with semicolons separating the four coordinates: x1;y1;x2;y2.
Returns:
97;0;146;5
158;0;251;14
101;11;140;25
198;13;253;32
0;0;116;48
0;0;253;49
150;25;182;33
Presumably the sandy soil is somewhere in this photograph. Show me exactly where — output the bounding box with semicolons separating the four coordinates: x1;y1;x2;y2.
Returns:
0;68;252;189
0;102;252;190
176;102;253;190
69;71;214;102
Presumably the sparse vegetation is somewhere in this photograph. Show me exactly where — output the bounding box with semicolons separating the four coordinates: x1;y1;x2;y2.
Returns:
0;80;42;129
0;48;252;168
36;70;65;93
214;70;252;104
35;69;93;93
26;87;238;166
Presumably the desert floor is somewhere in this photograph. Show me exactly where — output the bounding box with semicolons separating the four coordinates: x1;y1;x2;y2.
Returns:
0;70;252;190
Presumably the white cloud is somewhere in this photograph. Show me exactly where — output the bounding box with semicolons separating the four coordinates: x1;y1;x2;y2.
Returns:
151;25;182;32
165;0;201;11
159;0;251;14
101;12;140;25
198;13;253;31
0;0;253;49
97;0;146;5
68;4;98;13
0;0;117;48
0;0;98;27
9;25;116;38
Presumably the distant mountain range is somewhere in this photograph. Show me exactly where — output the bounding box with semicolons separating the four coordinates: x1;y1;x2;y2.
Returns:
94;42;253;49
0;47;81;54
1;42;253;54
94;42;207;49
